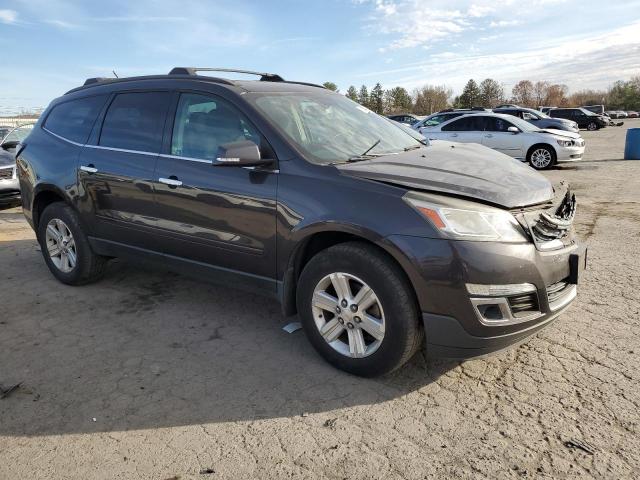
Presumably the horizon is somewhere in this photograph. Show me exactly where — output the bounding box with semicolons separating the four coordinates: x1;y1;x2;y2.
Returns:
1;0;639;115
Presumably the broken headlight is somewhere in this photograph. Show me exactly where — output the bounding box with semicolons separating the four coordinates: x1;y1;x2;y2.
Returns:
404;192;529;242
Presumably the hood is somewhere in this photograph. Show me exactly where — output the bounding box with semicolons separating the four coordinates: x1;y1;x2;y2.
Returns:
537;129;581;139
336;141;554;208
0;148;15;168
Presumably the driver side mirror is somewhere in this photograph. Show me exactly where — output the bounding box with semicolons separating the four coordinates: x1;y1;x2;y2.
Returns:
214;140;274;167
1;140;19;150
507;126;520;134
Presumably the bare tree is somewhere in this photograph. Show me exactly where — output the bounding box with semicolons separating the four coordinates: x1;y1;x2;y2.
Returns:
412;85;452;114
533;81;549;107
511;80;535;107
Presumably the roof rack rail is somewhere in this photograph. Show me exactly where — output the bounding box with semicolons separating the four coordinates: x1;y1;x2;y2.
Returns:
84;77;109;86
169;67;285;82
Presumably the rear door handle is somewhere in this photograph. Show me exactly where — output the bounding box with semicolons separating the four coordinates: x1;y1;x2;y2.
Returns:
80;165;98;174
159;177;183;187
485;134;493;138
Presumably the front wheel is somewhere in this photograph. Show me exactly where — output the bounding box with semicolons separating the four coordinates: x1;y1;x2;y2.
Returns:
587;122;598;131
528;146;556;170
297;242;423;377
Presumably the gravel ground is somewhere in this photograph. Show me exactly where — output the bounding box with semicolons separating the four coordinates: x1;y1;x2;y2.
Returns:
1;120;639;479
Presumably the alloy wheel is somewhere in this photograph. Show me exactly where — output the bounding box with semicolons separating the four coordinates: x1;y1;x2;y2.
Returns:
587;122;597;131
530;148;552;169
311;272;385;358
45;218;77;273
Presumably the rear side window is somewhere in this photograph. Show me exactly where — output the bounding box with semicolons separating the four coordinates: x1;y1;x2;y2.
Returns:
442;116;484;131
99;92;170;152
44;95;107;144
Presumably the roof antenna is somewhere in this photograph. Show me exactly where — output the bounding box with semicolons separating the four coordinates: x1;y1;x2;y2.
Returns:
112;70;119;78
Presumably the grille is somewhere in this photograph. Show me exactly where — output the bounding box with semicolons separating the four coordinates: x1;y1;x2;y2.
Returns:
547;279;571;304
0;167;14;180
508;292;539;317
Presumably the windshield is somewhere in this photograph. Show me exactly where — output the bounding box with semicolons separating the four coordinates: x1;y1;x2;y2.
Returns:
250;92;423;164
3;125;34;144
579;107;597;116
498;115;539;132
528;109;549;119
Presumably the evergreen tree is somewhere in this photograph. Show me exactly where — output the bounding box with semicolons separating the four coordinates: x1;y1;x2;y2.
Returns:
458;79;481;108
358;85;370;108
346;86;359;102
322;82;338;92
478;78;504;107
370;83;384;114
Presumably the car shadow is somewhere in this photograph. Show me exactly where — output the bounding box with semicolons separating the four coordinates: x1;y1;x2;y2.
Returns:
0;238;457;437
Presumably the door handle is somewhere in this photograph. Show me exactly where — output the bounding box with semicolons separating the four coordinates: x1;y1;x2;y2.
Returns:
450;133;458;137
159;177;183;187
80;165;98;174
485;134;493;138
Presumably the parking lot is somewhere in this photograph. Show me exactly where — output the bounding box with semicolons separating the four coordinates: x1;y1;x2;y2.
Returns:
1;120;639;479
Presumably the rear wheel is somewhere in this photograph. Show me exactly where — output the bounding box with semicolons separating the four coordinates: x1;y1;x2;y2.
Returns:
528;145;555;170
587;121;598;131
38;202;107;285
297;242;423;377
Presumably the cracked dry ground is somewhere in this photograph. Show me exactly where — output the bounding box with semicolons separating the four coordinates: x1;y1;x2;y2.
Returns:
0;161;638;480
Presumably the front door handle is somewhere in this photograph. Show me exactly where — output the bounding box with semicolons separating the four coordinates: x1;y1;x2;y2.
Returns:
485;134;493;138
80;165;98;174
159;177;183;187
450;133;458;137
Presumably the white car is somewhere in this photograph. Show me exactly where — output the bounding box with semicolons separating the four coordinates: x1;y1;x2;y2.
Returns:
419;112;585;170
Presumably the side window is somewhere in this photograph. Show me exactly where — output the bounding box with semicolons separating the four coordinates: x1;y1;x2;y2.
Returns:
522;112;537;120
171;93;260;160
485;117;514;132
443;117;472;131
99;92;170;152
44;95;107;144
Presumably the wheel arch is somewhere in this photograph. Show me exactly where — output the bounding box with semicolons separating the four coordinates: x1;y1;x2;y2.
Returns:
31;184;73;230
279;224;419;317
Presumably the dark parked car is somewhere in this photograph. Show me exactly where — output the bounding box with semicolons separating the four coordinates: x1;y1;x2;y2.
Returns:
0;124;33;209
493;107;579;132
387;114;424;126
17;68;585;376
548;108;608;130
412;108;488;131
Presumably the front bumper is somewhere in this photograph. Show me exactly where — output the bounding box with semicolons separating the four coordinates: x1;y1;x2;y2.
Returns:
556;145;585;162
0;173;20;207
383;234;582;358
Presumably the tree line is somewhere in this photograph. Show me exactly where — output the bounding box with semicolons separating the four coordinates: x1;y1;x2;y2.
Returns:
322;76;640;115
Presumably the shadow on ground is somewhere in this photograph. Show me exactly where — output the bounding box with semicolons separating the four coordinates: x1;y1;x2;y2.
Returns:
0;238;456;437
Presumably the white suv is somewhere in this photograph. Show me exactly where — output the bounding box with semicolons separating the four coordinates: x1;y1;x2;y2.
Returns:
422;113;585;170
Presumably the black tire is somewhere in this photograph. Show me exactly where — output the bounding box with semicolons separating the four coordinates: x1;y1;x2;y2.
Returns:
37;202;107;285
587;122;598;131
296;242;423;377
527;144;556;170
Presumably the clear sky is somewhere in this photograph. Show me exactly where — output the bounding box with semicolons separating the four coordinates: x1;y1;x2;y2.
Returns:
1;0;639;114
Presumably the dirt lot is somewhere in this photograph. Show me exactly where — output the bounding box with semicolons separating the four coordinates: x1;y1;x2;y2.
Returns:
1;120;639;479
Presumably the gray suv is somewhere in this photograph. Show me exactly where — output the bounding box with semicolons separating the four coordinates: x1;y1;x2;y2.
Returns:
493;107;579;132
16;68;586;376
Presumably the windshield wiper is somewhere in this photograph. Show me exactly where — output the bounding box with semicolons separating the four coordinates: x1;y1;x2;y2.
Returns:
361;139;381;156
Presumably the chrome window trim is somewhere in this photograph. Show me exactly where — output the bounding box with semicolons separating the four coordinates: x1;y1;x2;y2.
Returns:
42;127;85;147
85;144;159;156
158;153;213;164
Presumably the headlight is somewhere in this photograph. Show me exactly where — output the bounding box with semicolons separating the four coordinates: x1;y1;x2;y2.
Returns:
557;139;573;147
403;192;529;242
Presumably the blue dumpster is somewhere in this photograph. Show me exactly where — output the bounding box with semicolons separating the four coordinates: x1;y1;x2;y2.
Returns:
625;128;640;160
